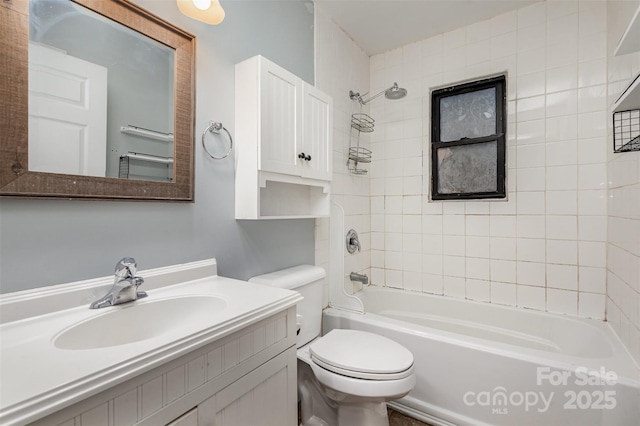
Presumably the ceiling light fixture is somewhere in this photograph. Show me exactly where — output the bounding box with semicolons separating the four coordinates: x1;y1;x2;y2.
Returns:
177;0;225;25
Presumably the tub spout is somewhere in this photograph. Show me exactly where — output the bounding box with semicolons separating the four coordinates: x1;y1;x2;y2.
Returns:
350;272;369;285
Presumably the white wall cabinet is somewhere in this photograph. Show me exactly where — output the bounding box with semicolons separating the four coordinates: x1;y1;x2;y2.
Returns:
30;308;298;426
235;55;332;219
613;3;640;112
300;83;333;181
256;57;301;177
614;3;640;56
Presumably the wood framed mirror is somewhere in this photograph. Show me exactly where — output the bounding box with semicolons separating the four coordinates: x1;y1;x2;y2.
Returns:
0;0;195;201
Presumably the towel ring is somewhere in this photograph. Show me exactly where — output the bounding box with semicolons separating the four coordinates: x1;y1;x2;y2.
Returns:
202;121;233;160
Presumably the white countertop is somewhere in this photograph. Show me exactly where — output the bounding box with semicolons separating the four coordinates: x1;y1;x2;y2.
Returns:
0;260;301;425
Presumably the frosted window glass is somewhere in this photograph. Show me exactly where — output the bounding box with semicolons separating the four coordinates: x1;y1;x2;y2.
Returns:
439;88;496;142
437;141;497;194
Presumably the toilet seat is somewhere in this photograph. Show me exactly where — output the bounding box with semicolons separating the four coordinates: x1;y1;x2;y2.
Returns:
298;331;416;405
309;329;414;380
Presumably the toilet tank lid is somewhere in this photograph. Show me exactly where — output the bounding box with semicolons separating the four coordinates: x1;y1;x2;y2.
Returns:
248;265;326;290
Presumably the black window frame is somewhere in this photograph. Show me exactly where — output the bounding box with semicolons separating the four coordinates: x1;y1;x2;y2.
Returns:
431;75;507;200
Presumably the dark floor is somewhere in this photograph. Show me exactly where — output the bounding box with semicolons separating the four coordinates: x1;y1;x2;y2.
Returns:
388;407;433;426
298;403;432;425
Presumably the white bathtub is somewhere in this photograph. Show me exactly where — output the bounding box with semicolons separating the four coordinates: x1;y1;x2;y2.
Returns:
322;287;640;426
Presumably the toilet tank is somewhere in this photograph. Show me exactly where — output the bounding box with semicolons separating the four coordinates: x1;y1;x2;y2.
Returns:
249;265;325;347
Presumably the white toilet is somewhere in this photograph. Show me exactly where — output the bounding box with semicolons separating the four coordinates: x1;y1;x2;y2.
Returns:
249;265;416;426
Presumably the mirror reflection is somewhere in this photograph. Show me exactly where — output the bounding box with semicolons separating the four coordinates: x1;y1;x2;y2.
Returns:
29;0;175;182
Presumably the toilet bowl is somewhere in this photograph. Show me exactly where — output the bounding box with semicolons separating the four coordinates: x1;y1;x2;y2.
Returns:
249;265;416;426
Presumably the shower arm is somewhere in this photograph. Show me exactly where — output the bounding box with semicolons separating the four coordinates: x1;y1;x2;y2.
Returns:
350;88;384;105
349;83;396;105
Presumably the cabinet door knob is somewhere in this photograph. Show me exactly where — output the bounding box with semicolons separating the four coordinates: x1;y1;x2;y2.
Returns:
298;153;311;161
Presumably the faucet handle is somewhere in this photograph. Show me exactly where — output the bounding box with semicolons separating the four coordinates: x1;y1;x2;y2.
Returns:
133;276;147;299
346;229;361;254
114;257;137;279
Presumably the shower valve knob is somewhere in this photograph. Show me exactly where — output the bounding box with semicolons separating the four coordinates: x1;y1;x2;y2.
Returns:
298;152;311;161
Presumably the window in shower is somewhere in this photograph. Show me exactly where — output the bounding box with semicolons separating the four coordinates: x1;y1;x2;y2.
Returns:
430;75;506;200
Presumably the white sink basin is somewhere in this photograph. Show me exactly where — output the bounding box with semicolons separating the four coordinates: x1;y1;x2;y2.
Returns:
53;296;227;350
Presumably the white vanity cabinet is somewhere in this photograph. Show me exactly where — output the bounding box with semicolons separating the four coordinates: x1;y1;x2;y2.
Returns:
166;408;198;426
235;55;332;220
29;307;298;426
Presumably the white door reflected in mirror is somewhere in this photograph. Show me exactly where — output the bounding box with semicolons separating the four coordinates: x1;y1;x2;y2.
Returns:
29;43;108;177
28;0;175;182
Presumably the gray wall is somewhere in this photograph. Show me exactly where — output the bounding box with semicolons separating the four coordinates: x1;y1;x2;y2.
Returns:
0;0;316;293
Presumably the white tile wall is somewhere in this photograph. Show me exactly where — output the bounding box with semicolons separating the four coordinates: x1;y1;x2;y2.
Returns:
314;6;371;299
605;0;640;366
315;0;640;366
366;0;611;320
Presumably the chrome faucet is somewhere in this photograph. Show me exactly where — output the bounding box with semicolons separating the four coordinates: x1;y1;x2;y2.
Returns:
90;257;147;309
349;272;369;285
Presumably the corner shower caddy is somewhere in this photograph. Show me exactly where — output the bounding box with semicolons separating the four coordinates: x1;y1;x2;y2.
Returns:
612;73;640;153
348;111;373;174
613;109;640;153
347;82;407;174
612;5;639;153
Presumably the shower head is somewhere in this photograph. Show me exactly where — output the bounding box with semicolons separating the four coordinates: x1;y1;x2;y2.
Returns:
385;82;407;100
349;82;408;105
